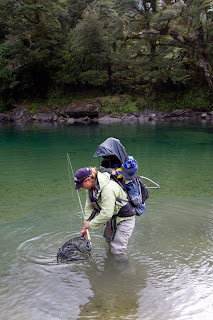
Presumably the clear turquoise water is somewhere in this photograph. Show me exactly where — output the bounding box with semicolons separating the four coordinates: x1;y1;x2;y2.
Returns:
0;122;213;320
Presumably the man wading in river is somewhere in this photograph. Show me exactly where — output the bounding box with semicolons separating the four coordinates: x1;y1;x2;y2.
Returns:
74;167;135;259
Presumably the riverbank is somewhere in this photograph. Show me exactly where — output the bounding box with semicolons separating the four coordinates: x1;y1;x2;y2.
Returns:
0;98;213;125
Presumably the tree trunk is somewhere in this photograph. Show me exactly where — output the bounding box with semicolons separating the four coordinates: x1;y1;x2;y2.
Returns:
149;80;155;95
169;30;213;91
195;27;213;91
198;54;213;91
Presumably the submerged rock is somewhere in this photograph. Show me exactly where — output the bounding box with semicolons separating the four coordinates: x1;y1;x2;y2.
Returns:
97;115;122;123
201;112;207;118
32;112;56;122
66;118;75;125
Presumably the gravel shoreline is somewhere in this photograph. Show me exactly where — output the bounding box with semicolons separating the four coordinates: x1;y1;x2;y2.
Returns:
0;101;213;125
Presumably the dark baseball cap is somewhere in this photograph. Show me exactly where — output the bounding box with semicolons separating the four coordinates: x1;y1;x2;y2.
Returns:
74;168;92;189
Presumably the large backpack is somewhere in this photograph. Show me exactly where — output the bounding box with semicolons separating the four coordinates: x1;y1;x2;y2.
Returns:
125;176;149;204
94;138;158;217
110;172;149;216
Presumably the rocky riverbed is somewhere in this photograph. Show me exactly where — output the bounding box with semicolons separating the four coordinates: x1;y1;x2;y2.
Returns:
0;98;213;125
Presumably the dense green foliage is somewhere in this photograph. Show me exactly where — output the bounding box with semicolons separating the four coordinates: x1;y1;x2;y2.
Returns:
0;0;212;111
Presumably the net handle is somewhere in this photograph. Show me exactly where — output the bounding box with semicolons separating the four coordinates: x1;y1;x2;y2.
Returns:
86;229;91;243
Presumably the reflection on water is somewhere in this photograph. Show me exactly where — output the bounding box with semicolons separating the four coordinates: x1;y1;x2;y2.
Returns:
0;123;213;320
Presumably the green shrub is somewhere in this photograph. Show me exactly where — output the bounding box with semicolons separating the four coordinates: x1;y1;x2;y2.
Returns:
152;87;212;111
101;95;147;115
26;92;73;113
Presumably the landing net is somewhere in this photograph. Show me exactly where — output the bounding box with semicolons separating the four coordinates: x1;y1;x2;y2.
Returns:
57;236;91;263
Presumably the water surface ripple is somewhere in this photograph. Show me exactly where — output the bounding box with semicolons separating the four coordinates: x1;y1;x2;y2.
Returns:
0;123;213;320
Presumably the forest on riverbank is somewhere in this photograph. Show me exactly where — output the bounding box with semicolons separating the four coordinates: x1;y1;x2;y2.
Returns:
0;0;212;113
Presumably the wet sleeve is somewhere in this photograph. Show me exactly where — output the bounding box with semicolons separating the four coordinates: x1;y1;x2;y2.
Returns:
89;187;116;231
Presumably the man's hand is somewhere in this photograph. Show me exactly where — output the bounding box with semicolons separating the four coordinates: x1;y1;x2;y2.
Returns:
80;228;87;237
80;221;90;237
83;221;90;229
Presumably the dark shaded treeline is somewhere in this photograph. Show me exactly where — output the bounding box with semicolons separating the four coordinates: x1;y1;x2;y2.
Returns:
0;0;212;111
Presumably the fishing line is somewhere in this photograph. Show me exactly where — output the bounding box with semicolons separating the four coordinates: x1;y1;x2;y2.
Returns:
67;154;80;217
67;153;84;222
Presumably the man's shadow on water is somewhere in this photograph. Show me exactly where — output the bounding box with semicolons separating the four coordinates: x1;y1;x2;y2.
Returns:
78;247;146;319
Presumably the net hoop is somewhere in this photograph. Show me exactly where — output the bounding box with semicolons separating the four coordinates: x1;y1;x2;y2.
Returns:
57;236;91;263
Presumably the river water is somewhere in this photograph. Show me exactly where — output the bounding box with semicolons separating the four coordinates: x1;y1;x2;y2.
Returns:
0;121;213;320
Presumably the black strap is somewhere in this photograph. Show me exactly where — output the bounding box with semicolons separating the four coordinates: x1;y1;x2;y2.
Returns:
111;216;117;241
88;188;101;221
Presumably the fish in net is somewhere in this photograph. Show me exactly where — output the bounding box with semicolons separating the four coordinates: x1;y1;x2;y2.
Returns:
57;236;91;263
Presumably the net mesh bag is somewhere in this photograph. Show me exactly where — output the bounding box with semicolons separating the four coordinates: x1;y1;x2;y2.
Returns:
57;236;91;263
